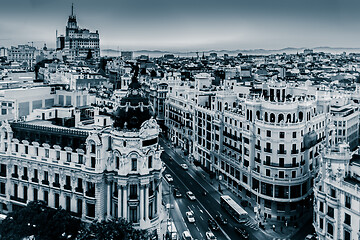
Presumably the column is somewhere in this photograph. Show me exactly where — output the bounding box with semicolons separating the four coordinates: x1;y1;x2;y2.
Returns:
118;187;121;218
145;184;149;221
122;185;127;219
157;181;162;217
140;185;144;223
107;182;111;218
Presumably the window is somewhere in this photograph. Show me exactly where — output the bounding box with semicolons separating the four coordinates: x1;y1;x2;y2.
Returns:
0;164;6;177
91;144;95;154
67;152;71;162
33;188;38;201
131;158;137;171
66;196;71;211
129;206;138;223
148;156;152;168
15;144;18;152
129;184;137;199
91;157;96;168
292;171;296;178
319;202;323;212
344;213;351;226
292;131;297;138
77;199;82;215
115;156;119;169
65;176;71;188
345;195;351;209
327;223;333;236
279;171;284;178
44;190;48;204
56;151;60;160
45;149;49;158
25;146;28;154
78;155;83;164
33;169;38;181
266;130;271;137
0;182;5;195
35;147;38;156
266;169;270;176
327;206;334;218
279;132;285;138
344;230;351;240
86;203;95;218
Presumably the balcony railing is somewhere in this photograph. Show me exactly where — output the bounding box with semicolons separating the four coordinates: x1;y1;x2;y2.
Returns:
255;145;261;150
21;175;29;181
0;172;6;177
264;148;272;153
64;185;72;191
31;178;39;183
42;180;49;185
86;190;95;198
291;149;299;154
263;161;299;168
277;150;287;154
10;195;27;203
75;187;84;193
53;182;60;188
11;173;18;178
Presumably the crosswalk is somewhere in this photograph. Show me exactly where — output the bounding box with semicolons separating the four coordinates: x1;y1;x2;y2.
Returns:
244;220;258;230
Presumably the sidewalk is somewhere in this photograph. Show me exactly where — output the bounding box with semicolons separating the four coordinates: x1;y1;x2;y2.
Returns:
166;143;312;240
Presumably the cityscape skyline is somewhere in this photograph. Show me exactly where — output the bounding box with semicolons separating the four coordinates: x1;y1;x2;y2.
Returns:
1;0;360;51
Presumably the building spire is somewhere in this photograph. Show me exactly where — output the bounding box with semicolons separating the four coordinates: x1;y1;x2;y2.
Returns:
71;3;74;16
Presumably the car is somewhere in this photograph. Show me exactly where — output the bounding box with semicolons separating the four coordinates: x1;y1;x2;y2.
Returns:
208;219;219;231
215;214;227;225
164;174;173;182
205;231;216;240
186;211;195;223
182;230;193;240
235;226;249;239
173;188;182;198
180;164;188;170
186;191;196;200
305;234;317;240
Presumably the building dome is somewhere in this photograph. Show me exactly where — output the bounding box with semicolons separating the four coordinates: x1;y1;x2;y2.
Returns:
113;64;153;129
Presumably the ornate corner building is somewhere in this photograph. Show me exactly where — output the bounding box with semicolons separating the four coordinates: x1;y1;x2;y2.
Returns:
0;69;163;234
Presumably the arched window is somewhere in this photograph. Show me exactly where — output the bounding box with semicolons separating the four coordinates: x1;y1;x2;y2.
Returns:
278;114;284;123
270;113;275;123
286;114;291;123
115;155;120;169
299;112;303;122
233;102;236;108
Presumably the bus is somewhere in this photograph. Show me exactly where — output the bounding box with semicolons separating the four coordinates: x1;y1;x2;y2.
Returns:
220;195;248;223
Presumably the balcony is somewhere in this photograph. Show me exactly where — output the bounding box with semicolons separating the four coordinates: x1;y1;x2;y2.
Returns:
21;175;29;181
41;180;49;185
86;190;95;198
75;187;84;193
277;150;287;155
11;173;19;179
64;185;72;191
264;148;272;153
0;172;6;177
263;161;299;168
254;157;261;163
53;182;60;188
255;145;261;150
10;196;27;203
291;149;299;154
31;178;39;183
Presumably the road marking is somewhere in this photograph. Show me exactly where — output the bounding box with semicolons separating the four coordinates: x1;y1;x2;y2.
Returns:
191;205;195;209
197;206;203;213
162;148;231;240
187;206;192;212
200;233;203;238
200;215;204;221
196;226;200;231
228;223;233;228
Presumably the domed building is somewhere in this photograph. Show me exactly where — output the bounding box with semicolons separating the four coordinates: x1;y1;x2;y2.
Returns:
0;64;164;236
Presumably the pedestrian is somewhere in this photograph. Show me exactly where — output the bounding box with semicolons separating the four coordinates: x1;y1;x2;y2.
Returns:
272;224;275;231
285;220;288;227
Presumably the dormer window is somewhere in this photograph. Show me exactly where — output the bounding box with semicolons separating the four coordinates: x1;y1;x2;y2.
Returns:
90;144;95;154
131;158;137;171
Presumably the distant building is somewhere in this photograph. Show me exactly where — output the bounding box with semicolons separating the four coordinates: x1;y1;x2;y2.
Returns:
7;45;36;69
121;51;133;61
60;4;100;61
304;49;313;55
56;35;65;51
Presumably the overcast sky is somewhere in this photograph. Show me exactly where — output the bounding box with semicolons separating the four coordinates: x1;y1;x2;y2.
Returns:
0;0;358;51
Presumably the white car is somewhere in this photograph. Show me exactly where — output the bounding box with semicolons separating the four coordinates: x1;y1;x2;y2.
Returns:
164;174;173;182
186;191;196;200
182;230;193;240
206;231;217;240
186;211;195;223
180;164;188;170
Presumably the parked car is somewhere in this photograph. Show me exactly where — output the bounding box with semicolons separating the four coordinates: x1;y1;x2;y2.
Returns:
215;214;227;225
205;231;217;240
305;234;317;240
180;164;188;170
235;226;249;239
164;174;174;182
208;219;219;231
186;191;196;200
173;188;182;198
186;211;195;223
182;230;193;240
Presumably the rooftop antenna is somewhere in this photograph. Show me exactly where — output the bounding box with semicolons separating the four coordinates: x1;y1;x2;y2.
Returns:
71;3;74;16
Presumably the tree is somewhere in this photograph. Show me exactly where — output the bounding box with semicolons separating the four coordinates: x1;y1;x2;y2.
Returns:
77;218;154;240
0;201;82;240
